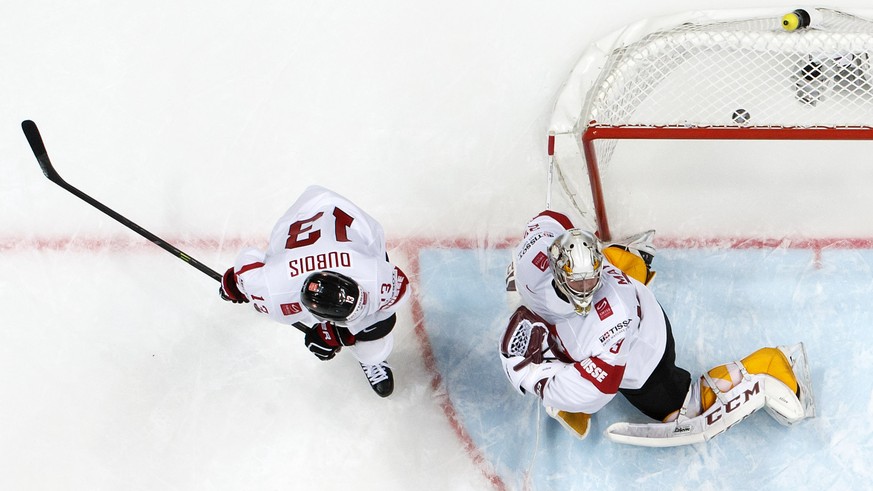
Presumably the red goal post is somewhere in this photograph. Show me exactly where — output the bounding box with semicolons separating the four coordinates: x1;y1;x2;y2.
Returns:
548;8;873;241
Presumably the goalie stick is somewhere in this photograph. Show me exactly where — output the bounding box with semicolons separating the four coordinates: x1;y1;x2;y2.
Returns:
21;120;309;333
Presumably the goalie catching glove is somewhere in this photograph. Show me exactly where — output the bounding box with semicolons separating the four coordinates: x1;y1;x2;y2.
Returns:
500;306;565;395
304;322;357;361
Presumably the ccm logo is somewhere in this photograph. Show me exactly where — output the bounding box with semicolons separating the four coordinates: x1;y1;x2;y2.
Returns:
706;381;761;425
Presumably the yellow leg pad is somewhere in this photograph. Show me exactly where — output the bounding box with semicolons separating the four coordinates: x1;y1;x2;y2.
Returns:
741;347;798;393
701;347;798;411
549;409;591;440
603;246;654;285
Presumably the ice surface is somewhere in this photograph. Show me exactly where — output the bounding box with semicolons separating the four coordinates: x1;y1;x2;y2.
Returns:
3;1;873;490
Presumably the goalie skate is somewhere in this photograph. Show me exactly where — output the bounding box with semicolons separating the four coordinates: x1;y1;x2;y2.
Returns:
605;343;814;447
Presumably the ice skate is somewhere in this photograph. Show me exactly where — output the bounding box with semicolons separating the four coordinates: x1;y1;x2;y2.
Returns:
361;361;394;398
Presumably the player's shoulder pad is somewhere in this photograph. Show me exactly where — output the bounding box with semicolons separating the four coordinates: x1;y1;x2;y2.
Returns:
533;210;574;230
234;247;267;272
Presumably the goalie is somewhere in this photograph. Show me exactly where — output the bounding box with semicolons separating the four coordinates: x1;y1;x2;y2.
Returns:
500;211;814;446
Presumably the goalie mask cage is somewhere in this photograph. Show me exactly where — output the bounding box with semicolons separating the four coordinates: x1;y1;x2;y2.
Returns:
549;7;873;241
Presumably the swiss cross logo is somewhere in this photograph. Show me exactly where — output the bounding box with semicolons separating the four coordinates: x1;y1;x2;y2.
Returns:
595;298;613;320
532;251;549;272
280;302;302;316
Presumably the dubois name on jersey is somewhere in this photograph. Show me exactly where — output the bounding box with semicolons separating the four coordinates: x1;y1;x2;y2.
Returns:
233;186;409;335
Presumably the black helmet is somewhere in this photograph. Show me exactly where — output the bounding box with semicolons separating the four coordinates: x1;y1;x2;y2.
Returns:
300;271;362;321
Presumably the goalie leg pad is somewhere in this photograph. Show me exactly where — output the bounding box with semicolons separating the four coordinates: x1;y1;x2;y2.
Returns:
606;344;814;446
774;342;816;424
546;406;591;440
700;347;799;412
763;377;806;426
604;230;656;285
606;375;767;447
603;246;655;285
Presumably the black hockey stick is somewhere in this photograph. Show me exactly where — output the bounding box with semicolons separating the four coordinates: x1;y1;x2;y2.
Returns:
23;120;310;334
22;119;223;282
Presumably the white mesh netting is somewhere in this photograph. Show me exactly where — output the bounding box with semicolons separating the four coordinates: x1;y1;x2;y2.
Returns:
548;8;873;237
585;8;873;129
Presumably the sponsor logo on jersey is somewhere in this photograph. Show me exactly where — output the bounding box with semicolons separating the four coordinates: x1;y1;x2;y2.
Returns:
289;251;352;277
532;251;550;272
595;298;613;320
280;302;302;316
517;231;553;260
599;318;631;344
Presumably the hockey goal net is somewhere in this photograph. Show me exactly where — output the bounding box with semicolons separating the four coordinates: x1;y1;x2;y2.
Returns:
549;8;873;241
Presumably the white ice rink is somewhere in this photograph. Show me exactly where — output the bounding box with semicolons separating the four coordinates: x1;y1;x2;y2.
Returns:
3;1;873;490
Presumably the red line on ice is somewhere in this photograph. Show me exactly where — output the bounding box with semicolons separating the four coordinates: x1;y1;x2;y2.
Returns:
5;232;873;489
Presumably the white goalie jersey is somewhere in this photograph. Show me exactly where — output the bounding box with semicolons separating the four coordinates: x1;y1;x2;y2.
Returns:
501;211;667;414
231;185;409;335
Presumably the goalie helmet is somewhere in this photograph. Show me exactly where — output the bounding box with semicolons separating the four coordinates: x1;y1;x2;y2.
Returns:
301;271;363;322
548;229;603;315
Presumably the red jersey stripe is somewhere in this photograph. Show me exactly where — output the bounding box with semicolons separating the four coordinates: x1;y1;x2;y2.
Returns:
536;210;574;230
573;356;625;394
237;262;265;275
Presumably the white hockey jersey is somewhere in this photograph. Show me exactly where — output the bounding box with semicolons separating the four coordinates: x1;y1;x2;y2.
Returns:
232;186;409;335
504;211;667;414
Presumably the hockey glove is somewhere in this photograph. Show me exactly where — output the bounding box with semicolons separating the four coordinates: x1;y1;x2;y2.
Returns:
219;267;249;303
304;322;356;361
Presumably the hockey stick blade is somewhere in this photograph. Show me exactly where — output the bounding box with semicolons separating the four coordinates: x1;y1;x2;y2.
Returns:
21;119;223;283
22;120;63;184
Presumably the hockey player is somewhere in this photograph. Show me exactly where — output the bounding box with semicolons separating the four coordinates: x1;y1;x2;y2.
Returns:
500;210;813;445
219;185;409;398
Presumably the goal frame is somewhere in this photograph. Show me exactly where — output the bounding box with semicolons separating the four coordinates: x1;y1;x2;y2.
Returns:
549;8;873;241
581;125;873;241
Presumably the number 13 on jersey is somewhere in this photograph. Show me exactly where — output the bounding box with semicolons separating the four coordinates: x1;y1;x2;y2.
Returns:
285;207;355;249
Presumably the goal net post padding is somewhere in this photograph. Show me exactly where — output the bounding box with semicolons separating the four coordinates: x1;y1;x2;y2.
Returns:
548;8;873;241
